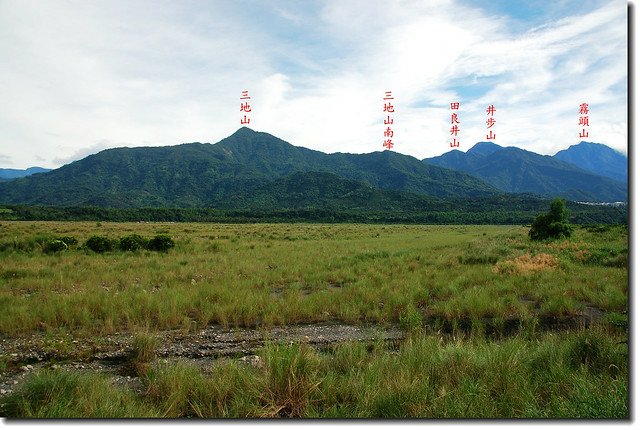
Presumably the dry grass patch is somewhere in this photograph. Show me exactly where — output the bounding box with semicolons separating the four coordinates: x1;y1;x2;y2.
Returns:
493;253;558;275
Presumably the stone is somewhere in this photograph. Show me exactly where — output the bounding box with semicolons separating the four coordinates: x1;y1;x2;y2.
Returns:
239;355;263;369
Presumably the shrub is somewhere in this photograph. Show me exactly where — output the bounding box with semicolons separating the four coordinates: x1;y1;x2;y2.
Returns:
43;239;68;254
529;198;573;241
119;234;148;251
146;235;175;252
84;236;116;253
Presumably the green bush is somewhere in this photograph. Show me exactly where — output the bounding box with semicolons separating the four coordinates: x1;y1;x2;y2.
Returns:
146;235;175;252
43;239;68;254
119;234;148;251
529;198;573;241
84;236;116;253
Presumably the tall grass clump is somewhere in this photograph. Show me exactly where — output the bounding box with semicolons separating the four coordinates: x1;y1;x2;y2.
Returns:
566;329;626;376
143;360;261;417
126;333;159;376
260;343;323;417
399;304;423;333
0;370;159;418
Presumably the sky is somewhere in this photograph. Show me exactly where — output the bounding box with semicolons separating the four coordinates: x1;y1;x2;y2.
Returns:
0;0;628;169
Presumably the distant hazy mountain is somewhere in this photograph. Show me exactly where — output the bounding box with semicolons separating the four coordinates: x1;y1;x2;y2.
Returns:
423;142;627;202
553;141;627;183
0;167;51;181
0;128;498;208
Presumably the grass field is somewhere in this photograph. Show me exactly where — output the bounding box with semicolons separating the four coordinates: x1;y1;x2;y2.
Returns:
0;221;629;418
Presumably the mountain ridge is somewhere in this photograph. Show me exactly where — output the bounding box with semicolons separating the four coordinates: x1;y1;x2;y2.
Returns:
0;128;627;209
0;167;51;181
0;128;498;208
424;141;627;202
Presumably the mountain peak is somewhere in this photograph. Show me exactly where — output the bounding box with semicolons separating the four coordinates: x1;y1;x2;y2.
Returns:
564;141;625;156
229;126;258;137
467;141;502;156
553;140;627;182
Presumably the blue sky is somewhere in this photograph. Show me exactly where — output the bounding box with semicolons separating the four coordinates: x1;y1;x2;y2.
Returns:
0;0;628;168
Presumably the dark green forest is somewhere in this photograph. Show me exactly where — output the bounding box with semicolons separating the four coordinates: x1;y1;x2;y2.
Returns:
0;196;626;225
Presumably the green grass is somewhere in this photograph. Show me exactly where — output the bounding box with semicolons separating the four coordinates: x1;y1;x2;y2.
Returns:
0;222;628;418
0;328;627;418
0;370;159;418
0;222;627;336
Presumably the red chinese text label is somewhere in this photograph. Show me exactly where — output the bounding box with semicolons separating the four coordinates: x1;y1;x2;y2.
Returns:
383;91;395;150
486;104;496;140
579;102;589;138
240;90;251;125
449;102;460;147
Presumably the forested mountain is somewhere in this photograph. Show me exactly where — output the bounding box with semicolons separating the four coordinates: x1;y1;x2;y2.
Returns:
423;142;627;202
0;129;627;211
553;141;627;183
0;128;497;208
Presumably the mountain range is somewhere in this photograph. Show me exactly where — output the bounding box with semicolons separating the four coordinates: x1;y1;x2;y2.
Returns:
0;128;628;209
423;141;627;202
0;128;496;208
0;167;51;181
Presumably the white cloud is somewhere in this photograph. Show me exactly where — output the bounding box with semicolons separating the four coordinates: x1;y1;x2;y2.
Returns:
0;0;627;168
53;140;122;166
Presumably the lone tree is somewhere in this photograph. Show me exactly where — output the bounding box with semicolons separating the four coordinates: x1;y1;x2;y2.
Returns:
529;198;572;241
